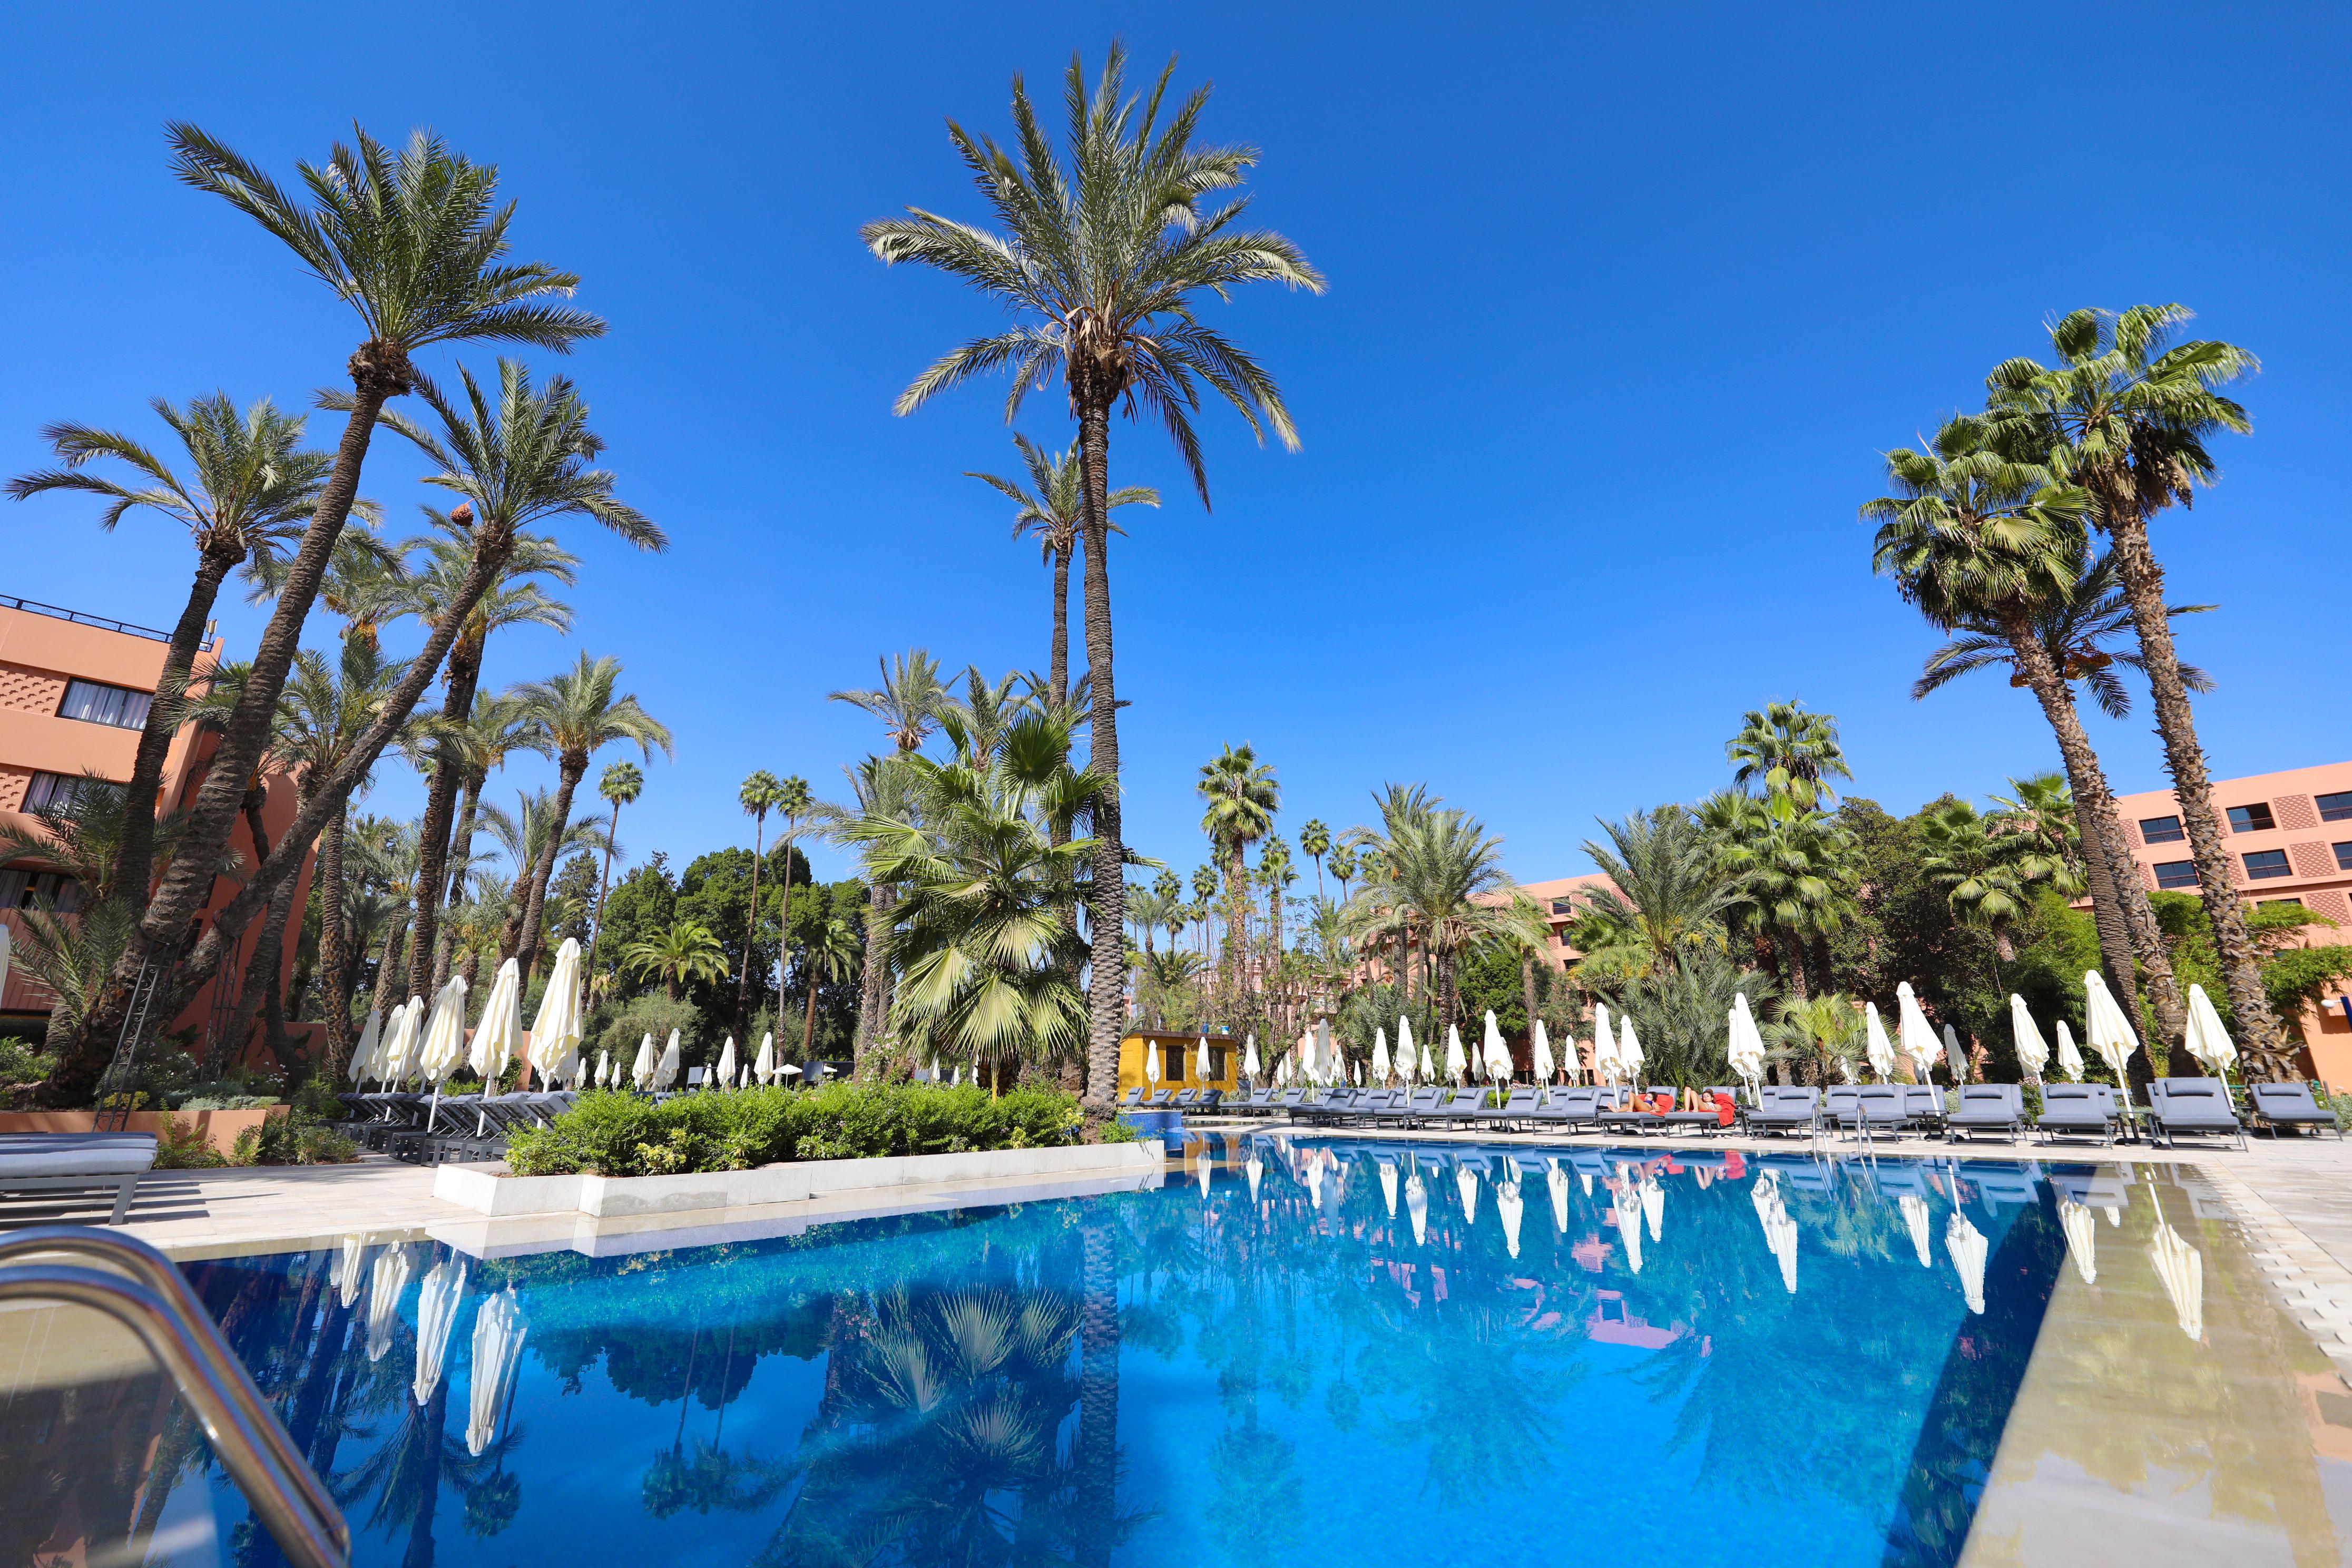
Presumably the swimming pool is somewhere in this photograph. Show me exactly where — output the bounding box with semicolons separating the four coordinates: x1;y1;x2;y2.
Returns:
100;1139;2076;1566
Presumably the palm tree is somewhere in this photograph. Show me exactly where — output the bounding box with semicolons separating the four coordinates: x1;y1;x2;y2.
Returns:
1197;743;1279;1016
1190;864;1220;961
1298;819;1331;905
1327;844;1357;905
1259;835;1295;980
1767;993;1864;1086
1918;800;2032;963
512;653;672;983
829;652;948;1064
967;435;1157;707
395;528;577;997
55;124;603;1103
1985;305;2289;1067
768;775;814;1010
829;650;947;754
1869;416;2191;1050
586;760;643;993
427;687;538;991
735;770;785;1029
6;394;345;917
866;46;1324;1104
624;919;729;1002
1726;700;1852;818
479;788;614;978
1355;807;1543;1033
1577;807;1740;981
1699;789;1855;1001
1987;775;2086;893
797;913;863;1057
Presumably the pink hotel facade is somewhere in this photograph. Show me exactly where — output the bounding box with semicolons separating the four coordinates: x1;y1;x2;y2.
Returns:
1515;759;2352;1087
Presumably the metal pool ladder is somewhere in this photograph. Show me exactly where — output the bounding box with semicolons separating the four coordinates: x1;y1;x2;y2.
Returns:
0;1226;350;1568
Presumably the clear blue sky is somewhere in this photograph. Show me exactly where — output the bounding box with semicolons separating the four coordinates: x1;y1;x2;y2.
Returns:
4;2;2345;890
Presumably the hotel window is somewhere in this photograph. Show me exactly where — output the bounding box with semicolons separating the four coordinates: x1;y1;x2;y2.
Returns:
57;679;152;731
1551;898;1575;916
0;866;82;912
2153;860;2199;889
2242;848;2291;880
2335;842;2352;872
2140;816;2184;844
2227;802;2277;834
2320;791;2352;823
21;771;90;814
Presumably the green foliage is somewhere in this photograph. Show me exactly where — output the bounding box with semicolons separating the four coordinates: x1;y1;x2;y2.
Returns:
593;992;707;1073
504;1082;1081;1177
1100;1115;1144;1143
0;1038;55;1090
152;1114;229;1169
229;1110;358;1166
2148;891;2352;1038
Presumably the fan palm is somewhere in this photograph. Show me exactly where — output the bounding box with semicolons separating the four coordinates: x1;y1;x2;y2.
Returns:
1984;304;2288;1066
1197;742;1279;1012
6;395;350;916
624;918;728;1002
1869;417;2190;1049
967;434;1157;707
866;46;1323;1103
796;912;863;1056
56;124;602;1102
1987;774;2085;895
511;653;671;982
736;770;785;1028
1726;700;1852;818
1699;790;1855;999
1767;993;1864;1086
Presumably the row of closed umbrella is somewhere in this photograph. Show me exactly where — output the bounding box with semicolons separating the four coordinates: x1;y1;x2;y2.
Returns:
2007;973;2238;1083
347;938;588;1092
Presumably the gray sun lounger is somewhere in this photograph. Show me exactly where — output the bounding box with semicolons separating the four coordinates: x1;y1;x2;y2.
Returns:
2147;1077;2247;1151
1528;1086;1603;1132
1902;1085;1947;1133
2035;1083;2119;1146
0;1132;158;1224
1170;1089;1200;1109
1745;1086;1821;1138
1944;1084;2026;1144
1119;1087;1146;1110
1433;1089;1487;1129
2246;1082;2344;1140
1473;1086;1542;1131
1394;1087;1445;1127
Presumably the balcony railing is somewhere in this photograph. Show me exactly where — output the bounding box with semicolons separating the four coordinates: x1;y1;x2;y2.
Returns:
0;595;171;643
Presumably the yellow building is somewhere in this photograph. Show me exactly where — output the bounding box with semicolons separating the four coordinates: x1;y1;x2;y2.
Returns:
1118;1030;1240;1096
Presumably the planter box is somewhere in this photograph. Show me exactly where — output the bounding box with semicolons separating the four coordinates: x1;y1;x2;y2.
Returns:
434;1139;1164;1219
0;1108;283;1156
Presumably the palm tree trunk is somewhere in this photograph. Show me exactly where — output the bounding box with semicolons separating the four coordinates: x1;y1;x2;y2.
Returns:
115;547;238;910
316;804;354;1073
736;814;765;1032
1999;607;2189;1049
854;883;894;1070
1776;928;1811;1002
2100;513;2289;1072
432;767;487;992
802;963;821;1055
410;645;486;999
228;843;302;1076
585;795;625;997
1048;543;1071;711
1074;400;1126;1110
370;915;408;1024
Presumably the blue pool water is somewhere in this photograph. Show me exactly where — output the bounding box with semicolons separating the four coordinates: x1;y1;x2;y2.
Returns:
151;1139;2067;1566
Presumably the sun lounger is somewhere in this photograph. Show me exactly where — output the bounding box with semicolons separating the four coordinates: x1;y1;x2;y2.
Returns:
1195;1089;1224;1112
1528;1085;1602;1133
2246;1082;2343;1140
1472;1086;1541;1131
1825;1085;1861;1127
1429;1089;1485;1128
1900;1085;1946;1133
1344;1089;1398;1126
2147;1077;2247;1151
1119;1087;1146;1109
0;1132;158;1224
1170;1089;1200;1109
1944;1084;2026;1144
2035;1083;2119;1145
1745;1086;1820;1139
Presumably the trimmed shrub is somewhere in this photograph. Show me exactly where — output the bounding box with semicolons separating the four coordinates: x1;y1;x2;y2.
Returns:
505;1081;1083;1178
229;1111;359;1167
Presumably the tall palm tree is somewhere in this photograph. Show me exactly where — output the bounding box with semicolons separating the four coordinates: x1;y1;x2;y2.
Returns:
6;394;341;918
1298;819;1331;905
1698;789;1854;1000
427;686;537;990
55;124;604;1104
1985;305;2289;1067
1726;701;1853;818
395;527;576;996
511;653;671;983
967;435;1157;708
735;770;785;1030
829;652;948;1063
585;760;642;993
1578;807;1741;981
867;46;1323;1104
1357;808;1543;1032
1197;743;1279;1016
1868;415;2192;1051
797;913;863;1057
1341;784;1437;1010
769;774;814;1011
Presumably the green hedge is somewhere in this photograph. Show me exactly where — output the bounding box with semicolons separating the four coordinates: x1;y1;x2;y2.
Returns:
504;1082;1084;1178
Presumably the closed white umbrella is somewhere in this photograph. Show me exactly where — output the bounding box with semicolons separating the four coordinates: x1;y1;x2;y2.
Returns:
470;959;522;1084
754;1033;776;1086
466;1287;528;1456
1838;1057;1856;1085
2147;1184;2203;1340
336;1233;370;1309
1896;983;1943;1084
1404;1166;1429;1246
1496;1170;1525;1259
1613;1171;1644;1274
1900;1193;1933;1268
1396;1018;1417;1085
1144;1038;1160;1092
654;1029;682;1092
1243;1033;1259;1081
1444;1025;1467;1085
715;1036;737;1091
1295;1027;1314;1085
1316;1018;1337;1086
2059;1199;2099;1286
1865;1002;1897;1082
1591;1001;1615;1084
365;1246;413;1363
2010;995;2050;1081
1196;1035;1212;1082
1455;1161;1479;1225
2083;971;2139;1083
1546;1158;1571;1234
379;997;424;1087
1532;1020;1555;1083
348;1009;383;1085
2182;983;2239;1077
631;1033;656;1090
1945;1211;1988;1314
2055;1020;2085;1083
528;938;586;1087
413;1256;468;1406
417;976;470;1126
1372;1027;1391;1085
1943;1024;1968;1083
595;1050;611;1089
1378;1159;1399;1219
1482;1011;1511;1085
1727;994;1766;1096
1618;1015;1645;1086
1196;1144;1213;1199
